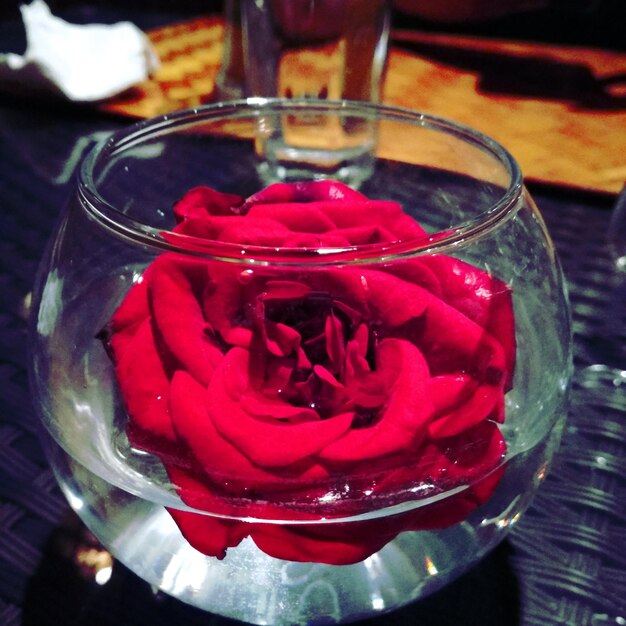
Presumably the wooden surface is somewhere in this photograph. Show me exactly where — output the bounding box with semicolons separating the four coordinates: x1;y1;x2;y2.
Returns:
99;17;626;195
387;31;626;195
98;17;225;119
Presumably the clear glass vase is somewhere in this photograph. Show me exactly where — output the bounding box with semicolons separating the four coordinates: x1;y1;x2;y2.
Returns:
29;99;572;625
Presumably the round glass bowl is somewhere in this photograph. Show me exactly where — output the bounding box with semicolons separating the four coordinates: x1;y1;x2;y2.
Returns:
29;99;572;625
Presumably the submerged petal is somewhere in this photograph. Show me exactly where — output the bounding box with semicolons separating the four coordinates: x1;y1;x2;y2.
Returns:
207;348;353;467
320;338;433;462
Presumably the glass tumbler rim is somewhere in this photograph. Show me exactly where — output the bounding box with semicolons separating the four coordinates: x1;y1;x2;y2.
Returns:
78;97;524;265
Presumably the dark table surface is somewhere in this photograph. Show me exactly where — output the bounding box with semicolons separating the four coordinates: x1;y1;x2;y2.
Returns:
1;7;625;626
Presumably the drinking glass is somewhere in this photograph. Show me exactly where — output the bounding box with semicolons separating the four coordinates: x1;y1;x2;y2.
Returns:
241;0;390;186
29;99;572;625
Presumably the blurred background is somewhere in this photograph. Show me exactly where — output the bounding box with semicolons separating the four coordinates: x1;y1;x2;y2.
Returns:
0;0;624;51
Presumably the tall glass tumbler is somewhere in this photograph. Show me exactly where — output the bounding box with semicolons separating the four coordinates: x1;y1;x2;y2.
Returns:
241;0;391;186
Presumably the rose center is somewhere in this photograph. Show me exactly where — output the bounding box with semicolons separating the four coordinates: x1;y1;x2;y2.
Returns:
262;292;384;424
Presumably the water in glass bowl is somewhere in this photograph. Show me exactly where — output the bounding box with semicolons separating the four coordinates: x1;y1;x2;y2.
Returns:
34;273;566;624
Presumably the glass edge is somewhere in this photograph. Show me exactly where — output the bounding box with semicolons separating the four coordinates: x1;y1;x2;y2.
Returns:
78;98;525;266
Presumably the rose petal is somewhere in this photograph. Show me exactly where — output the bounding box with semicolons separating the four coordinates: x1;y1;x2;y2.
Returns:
325;311;345;375
313;364;342;389
323;225;397;245
168;507;249;559
427;376;500;439
241;390;322;423
165;467;251;559
167;459;332;525
217;218;296;246
319;338;433;462
428;374;475;413
373;421;506;505
385;258;443;296
353;269;430;324
360;266;507;382
389;212;431;240
207;348;353;467
171;217;223;240
314;199;428;242
222;326;253;348
313;199;402;228
169;370;306;489
149;255;225;385
201;263;245;338
174;215;297;248
262;280;312;301
240;181;366;212
262;358;296;397
409;293;507;381
345;372;387;410
435;421;507;483
115;319;178;449
109;272;150;333
352;323;369;357
251;518;398;565
417;255;515;386
283;232;357;248
261;321;301;358
386;256;514;387
247;203;336;233
104;268;151;358
173;186;243;222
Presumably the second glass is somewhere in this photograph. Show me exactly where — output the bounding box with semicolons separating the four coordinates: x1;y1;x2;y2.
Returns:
241;0;390;186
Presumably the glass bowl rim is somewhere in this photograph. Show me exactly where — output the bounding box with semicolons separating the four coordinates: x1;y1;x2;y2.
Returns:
78;97;524;265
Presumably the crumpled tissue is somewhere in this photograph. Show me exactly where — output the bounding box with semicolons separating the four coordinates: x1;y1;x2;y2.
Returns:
0;0;159;102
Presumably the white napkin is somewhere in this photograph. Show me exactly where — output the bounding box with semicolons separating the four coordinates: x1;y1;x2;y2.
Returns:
0;0;160;102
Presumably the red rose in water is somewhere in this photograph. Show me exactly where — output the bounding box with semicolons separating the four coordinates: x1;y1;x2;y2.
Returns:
102;180;515;565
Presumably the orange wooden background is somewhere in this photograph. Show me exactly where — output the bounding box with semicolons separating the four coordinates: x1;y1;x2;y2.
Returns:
99;17;626;195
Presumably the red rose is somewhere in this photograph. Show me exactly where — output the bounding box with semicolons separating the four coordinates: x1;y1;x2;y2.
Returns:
102;180;515;565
